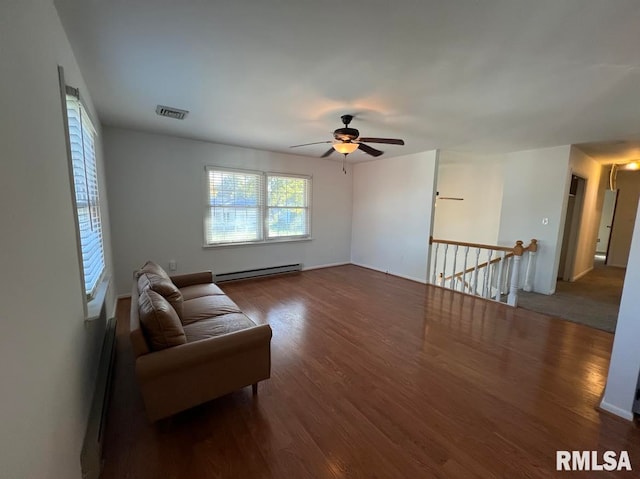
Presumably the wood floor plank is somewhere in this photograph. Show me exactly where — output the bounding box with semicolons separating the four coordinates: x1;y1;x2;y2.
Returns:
101;265;639;478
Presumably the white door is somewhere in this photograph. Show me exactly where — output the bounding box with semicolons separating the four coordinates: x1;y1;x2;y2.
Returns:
597;189;617;255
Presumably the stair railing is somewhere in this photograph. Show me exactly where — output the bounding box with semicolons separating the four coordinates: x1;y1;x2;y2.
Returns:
429;237;538;307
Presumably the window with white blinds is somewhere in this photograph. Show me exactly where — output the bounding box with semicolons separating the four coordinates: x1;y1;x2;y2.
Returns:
266;174;310;239
66;92;105;298
204;167;311;246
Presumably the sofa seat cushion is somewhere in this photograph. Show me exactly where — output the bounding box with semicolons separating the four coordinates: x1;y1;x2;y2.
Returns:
183;313;257;342
181;295;243;325
138;290;187;351
180;283;226;301
138;273;183;319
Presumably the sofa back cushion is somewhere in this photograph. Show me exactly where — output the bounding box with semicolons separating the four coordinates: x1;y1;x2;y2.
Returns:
136;260;171;280
138;273;184;318
138;289;187;351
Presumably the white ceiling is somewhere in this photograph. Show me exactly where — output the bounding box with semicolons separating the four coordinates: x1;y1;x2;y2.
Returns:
54;0;640;163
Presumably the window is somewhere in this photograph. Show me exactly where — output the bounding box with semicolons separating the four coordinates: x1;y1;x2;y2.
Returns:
65;88;105;298
266;174;310;239
205;168;264;244
205;167;311;246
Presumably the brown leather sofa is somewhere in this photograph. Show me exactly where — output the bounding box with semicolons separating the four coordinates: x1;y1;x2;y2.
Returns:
130;261;272;421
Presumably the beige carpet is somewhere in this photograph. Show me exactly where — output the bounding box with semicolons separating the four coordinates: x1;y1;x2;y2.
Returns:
517;259;625;333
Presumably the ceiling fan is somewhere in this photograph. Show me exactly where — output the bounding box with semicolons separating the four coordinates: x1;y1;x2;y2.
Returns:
290;114;405;171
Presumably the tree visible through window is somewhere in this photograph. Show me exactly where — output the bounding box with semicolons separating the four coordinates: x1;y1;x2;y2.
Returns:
204;167;311;245
267;175;310;238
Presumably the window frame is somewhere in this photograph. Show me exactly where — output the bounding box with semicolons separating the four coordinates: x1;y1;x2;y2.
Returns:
60;75;106;313
203;166;312;247
203;166;265;246
264;172;312;241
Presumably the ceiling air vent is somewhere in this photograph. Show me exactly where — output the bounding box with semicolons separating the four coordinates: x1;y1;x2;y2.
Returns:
155;105;189;120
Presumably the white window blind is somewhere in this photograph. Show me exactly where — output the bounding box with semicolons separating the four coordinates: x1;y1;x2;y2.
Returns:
66;93;105;297
204;167;311;246
205;168;264;244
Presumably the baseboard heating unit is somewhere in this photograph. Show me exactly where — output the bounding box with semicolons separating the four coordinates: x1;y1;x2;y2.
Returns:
81;315;117;479
215;263;302;282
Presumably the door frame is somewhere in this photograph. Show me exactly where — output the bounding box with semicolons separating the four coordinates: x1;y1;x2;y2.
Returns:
560;174;587;282
605;189;620;265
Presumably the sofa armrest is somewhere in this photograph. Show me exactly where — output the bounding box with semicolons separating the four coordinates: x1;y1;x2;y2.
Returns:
136;324;272;380
169;271;214;288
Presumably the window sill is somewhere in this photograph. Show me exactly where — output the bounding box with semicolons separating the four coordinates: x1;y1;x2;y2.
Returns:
86;276;110;321
203;237;313;249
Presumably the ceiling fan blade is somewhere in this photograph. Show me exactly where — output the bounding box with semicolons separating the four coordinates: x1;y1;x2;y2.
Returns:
358;143;384;157
321;147;335;158
357;137;405;145
290;140;332;148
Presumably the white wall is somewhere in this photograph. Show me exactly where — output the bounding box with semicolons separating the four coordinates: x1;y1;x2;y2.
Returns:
0;1;116;478
601;198;640;420
607;170;640;267
498;145;571;294
568;147;602;279
433;151;504;244
104;127;353;295
351;151;439;283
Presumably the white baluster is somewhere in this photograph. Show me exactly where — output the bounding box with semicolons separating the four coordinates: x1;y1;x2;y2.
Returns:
450;245;458;289
495;251;505;301
431;243;439;284
507;241;524;306
483;250;493;298
472;248;481;295
440;244;448;287
462;246;469;293
523;239;538;292
504;256;512;294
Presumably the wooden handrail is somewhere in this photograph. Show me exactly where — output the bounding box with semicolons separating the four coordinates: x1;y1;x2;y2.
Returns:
441;252;514;281
430;237;513;252
512;239;538;256
524;239;538;253
430;237;538;255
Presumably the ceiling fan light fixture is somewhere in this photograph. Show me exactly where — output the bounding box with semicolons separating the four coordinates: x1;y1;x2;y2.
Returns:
289;115;404;160
333;142;359;155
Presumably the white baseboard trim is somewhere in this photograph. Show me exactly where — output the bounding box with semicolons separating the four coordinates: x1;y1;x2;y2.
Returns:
351;262;427;284
599;400;634;421
571;267;593;281
120;263;349;294
302;262;351;271
607;263;627;269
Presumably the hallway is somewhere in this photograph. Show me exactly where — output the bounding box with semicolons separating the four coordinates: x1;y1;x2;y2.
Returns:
517;258;625;332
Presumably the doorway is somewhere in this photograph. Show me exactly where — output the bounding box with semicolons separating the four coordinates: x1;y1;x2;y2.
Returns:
558;175;586;281
518;173;624;332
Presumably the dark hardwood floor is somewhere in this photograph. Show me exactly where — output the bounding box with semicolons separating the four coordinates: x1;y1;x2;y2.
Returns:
102;265;639;478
